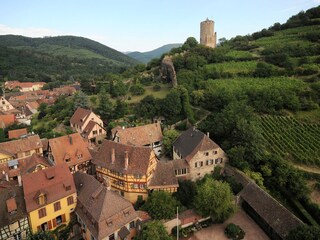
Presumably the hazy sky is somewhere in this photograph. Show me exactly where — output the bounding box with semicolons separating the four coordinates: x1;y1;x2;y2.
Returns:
0;0;319;52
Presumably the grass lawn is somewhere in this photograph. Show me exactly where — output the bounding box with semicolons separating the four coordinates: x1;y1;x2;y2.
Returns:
126;83;171;104
292;108;320;124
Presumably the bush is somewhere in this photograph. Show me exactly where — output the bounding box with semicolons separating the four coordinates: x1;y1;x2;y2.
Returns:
130;84;145;96
152;84;161;91
225;223;245;240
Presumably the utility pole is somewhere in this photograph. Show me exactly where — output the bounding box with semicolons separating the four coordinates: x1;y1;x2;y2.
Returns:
177;206;179;240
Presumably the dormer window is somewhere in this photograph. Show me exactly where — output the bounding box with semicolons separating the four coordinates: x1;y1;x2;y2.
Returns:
123;210;130;217
107;220;113;226
37;193;47;205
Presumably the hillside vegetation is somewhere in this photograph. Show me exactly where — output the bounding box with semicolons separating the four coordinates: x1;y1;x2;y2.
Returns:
0;35;138;83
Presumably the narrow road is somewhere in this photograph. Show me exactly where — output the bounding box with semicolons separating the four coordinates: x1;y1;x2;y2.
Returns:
294;164;320;174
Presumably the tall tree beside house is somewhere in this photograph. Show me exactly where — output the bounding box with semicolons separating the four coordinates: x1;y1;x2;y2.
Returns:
163;129;180;158
73;90;89;110
135;220;173;240
194;177;235;222
142;191;180;220
97;86;113;120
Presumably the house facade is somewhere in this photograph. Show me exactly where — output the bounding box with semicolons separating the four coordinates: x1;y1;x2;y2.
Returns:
0;135;43;164
111;123;163;156
22;164;77;233
70;107;106;144
0;184;30;240
93;140;177;203
74;172;139;240
172;127;227;181
0;96;15;112
47;133;92;174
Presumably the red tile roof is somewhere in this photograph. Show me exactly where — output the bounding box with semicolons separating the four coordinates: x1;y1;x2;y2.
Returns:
8;128;28;139
112;123;162;146
48;133;92;167
0;114;15;128
70;107;92;128
0;135;42;157
148;161;178;189
92;140;154;175
22;164;76;212
6;198;17;213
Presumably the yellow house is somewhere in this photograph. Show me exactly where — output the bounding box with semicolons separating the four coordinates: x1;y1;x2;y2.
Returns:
22;164;76;233
0;134;43;164
93;140;178;204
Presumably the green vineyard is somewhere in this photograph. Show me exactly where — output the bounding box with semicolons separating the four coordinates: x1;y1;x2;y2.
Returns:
258;115;320;166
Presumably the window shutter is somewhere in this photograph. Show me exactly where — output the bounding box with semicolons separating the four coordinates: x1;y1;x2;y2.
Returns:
52;218;57;228
48;220;52;230
62;214;66;223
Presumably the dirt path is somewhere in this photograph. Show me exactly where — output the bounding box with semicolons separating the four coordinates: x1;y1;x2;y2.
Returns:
294;164;320;174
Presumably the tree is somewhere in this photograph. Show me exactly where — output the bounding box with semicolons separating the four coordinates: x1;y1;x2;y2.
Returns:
286;225;320;240
194;178;235;222
97;86;113;120
113;99;128;119
73;91;89;110
161;89;182;122
27;231;54;240
225;223;245;240
135;95;158;120
136;221;172;240
182;37;198;50
163;129;180;158
142;191;179;220
173;180;197;208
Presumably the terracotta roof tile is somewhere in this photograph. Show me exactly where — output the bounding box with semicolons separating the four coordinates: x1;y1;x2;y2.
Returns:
0;114;15;128
112;123;162;146
74;172;137;240
70;107;92;128
0;184;27;228
48;133;92;167
92;140;154;175
8;128;28;139
0;135;42;157
22;164;76;212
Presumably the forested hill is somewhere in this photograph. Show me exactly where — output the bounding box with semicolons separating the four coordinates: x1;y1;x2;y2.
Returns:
127;43;182;63
0;35;139;82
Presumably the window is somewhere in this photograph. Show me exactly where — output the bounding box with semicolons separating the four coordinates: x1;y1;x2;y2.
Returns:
93;130;97;135
38;207;46;218
99;129;102;133
204;152;209;156
77;154;83;159
195;162;197;168
67;196;74;205
56;215;63;225
199;161;203;167
54;201;61;212
130;220;135;229
109;233;115;240
213;151;217;154
65;158;71;163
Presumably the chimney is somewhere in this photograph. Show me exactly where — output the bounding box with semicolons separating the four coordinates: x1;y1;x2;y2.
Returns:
5;172;9;182
207;132;210;138
69;135;73;145
124;151;129;170
111;148;115;164
18;175;22;186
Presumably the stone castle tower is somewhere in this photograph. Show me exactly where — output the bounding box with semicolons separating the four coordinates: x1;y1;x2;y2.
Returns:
200;18;217;48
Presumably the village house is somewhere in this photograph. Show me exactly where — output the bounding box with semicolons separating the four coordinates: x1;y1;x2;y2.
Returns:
47;133;92;174
0;153;51;186
93;140;178;203
22;164;77;233
70;107;106;144
0;183;30;240
111;123;163;156
5;81;46;92
74;172;139;240
0;96;15;112
0;134;43;164
172;127;227;181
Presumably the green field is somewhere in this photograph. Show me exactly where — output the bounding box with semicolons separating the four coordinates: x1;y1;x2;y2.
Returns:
205;61;257;75
258;115;320;166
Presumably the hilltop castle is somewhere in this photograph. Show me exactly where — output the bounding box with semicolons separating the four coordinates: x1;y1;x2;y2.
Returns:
200;18;217;48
